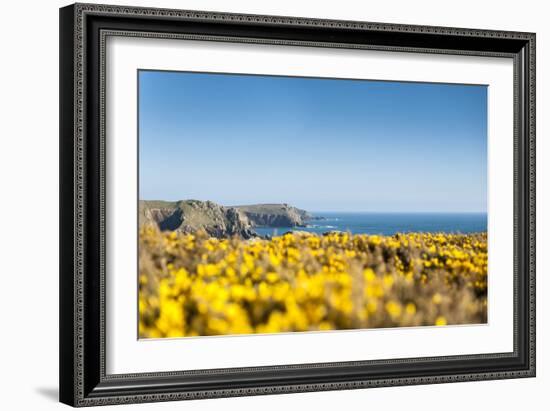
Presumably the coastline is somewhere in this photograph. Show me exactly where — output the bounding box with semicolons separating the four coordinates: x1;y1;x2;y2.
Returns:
252;211;488;237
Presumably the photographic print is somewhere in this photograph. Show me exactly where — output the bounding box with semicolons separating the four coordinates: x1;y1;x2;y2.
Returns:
138;70;488;339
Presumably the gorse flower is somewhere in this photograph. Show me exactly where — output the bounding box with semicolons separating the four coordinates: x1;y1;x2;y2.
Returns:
139;227;487;338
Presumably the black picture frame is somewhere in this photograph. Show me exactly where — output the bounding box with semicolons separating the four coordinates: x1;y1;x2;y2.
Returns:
59;3;536;407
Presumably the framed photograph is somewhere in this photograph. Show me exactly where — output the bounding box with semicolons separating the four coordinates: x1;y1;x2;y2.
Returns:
59;3;536;407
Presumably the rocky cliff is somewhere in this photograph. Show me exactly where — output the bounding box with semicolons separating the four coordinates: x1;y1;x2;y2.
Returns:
140;200;317;238
233;203;312;227
139;200;256;239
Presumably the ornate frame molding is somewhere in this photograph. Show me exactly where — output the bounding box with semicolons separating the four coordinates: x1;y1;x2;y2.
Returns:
60;3;535;407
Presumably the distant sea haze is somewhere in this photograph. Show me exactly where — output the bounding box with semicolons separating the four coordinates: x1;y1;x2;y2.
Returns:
252;212;488;237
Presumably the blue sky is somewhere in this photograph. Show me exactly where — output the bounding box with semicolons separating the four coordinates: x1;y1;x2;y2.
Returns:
139;70;487;212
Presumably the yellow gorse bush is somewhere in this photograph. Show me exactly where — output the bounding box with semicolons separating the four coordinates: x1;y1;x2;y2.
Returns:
139;226;487;338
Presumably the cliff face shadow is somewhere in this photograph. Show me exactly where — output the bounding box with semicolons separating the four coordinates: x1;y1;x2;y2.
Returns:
35;387;58;402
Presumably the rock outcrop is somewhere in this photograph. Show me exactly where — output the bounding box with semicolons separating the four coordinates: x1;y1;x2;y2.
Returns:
233;203;312;227
140;200;256;239
140;200;317;238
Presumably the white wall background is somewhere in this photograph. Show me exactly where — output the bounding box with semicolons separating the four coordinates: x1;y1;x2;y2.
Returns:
0;0;546;409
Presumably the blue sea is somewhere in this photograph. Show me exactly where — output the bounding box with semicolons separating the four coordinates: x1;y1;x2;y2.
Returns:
253;212;487;237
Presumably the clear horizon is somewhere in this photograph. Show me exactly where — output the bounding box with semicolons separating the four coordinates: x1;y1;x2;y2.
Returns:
139;71;487;213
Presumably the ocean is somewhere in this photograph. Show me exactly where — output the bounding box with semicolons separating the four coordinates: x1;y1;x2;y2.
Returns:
252;212;487;237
